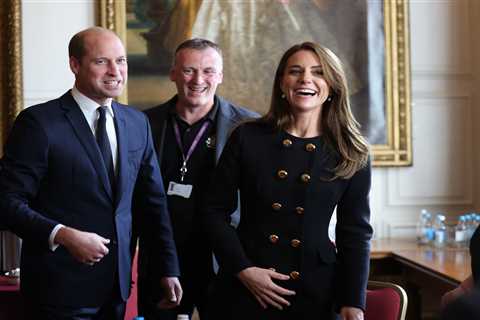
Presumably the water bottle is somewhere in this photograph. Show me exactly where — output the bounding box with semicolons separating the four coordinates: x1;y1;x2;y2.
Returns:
464;214;474;243
473;214;480;237
434;214;447;247
465;213;480;245
417;209;434;245
177;315;189;320
454;215;467;248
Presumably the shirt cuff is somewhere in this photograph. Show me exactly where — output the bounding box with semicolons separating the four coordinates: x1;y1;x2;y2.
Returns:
49;224;64;251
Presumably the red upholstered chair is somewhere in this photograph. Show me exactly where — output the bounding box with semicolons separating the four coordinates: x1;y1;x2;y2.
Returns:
124;251;139;320
365;281;408;320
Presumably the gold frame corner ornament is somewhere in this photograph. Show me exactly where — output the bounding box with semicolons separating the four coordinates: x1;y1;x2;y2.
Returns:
97;0;412;167
0;0;23;156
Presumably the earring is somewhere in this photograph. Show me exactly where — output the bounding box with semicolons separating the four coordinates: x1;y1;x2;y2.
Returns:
281;93;286;99
327;96;332;102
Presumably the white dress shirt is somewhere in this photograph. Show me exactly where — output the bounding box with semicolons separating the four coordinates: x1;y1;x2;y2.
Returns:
49;87;118;250
71;86;118;171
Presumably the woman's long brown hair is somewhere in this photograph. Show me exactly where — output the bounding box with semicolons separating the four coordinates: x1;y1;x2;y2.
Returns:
262;42;369;179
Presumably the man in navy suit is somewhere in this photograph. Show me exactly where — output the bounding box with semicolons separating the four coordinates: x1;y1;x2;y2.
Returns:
0;27;182;319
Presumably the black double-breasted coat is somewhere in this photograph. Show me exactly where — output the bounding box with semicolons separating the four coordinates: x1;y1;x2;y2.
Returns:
203;121;372;319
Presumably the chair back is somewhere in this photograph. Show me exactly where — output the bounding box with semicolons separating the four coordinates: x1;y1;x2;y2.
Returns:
124;251;138;320
365;280;408;320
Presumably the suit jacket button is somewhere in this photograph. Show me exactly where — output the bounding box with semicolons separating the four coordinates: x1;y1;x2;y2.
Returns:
305;143;316;152
291;239;301;248
269;234;279;244
282;139;293;147
290;271;300;280
277;170;288;179
272;202;282;211
300;173;311;183
295;207;304;215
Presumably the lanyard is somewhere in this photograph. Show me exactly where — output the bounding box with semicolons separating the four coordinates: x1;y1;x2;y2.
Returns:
172;118;210;181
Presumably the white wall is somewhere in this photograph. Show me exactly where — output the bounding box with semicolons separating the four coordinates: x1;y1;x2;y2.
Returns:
372;0;479;238
22;0;95;107
22;0;480;239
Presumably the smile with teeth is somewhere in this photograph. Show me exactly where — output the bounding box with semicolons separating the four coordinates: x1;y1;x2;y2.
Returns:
103;80;121;87
294;88;318;96
188;86;208;94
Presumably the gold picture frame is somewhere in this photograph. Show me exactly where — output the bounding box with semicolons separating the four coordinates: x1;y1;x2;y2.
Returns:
97;0;411;167
0;0;23;156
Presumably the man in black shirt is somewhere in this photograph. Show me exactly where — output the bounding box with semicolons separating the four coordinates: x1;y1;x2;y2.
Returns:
137;38;258;319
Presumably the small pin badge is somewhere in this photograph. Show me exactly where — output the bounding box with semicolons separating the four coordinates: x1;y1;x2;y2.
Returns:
206;136;216;149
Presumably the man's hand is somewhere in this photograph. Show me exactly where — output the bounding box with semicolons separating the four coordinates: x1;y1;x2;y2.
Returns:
54;226;110;265
237;267;295;310
157;277;183;309
340;306;364;320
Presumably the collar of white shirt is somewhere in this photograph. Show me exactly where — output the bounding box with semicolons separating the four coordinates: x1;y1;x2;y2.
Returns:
71;87;115;133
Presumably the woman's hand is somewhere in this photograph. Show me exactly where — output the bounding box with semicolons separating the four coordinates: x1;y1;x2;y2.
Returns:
237;267;296;310
340;306;364;320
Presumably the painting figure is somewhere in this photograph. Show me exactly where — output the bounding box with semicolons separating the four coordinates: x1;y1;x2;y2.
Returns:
129;0;386;144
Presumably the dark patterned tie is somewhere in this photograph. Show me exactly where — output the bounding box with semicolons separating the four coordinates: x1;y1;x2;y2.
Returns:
96;106;115;190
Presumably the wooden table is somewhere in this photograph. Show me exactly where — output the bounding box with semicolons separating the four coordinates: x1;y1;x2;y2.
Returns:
371;239;471;319
371;238;470;286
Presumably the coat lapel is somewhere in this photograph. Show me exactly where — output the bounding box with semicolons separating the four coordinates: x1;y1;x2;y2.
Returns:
215;101;236;163
61;92;113;201
112;102;128;208
151;98;176;168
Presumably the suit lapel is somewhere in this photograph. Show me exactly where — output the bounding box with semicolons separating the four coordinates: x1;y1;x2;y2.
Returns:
61;92;113;201
215;102;236;163
112;102;128;208
151;99;176;168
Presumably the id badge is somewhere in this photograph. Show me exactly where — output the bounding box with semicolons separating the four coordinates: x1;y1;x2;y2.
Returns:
167;181;193;199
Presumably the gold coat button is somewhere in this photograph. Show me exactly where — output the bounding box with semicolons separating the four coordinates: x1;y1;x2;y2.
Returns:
290;271;300;280
272;202;282;211
295;207;305;215
269;234;279;244
300;173;311;183
282;139;293;147
277;170;288;179
305;143;316;152
291;239;301;248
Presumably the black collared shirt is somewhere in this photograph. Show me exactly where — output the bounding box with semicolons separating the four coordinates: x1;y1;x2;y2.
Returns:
161;98;219;245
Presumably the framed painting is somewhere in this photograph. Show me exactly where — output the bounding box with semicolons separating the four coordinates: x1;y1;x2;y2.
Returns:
98;0;411;166
0;0;22;271
0;0;23;156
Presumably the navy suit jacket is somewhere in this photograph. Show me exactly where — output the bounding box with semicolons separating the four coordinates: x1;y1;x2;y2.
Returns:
0;91;179;307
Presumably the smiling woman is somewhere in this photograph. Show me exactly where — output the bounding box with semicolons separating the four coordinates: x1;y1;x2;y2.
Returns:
280;50;331;117
200;42;372;320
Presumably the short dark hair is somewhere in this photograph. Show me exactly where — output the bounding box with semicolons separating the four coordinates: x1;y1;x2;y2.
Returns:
69;31;86;61
263;42;369;179
173;38;223;65
68;27;117;62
